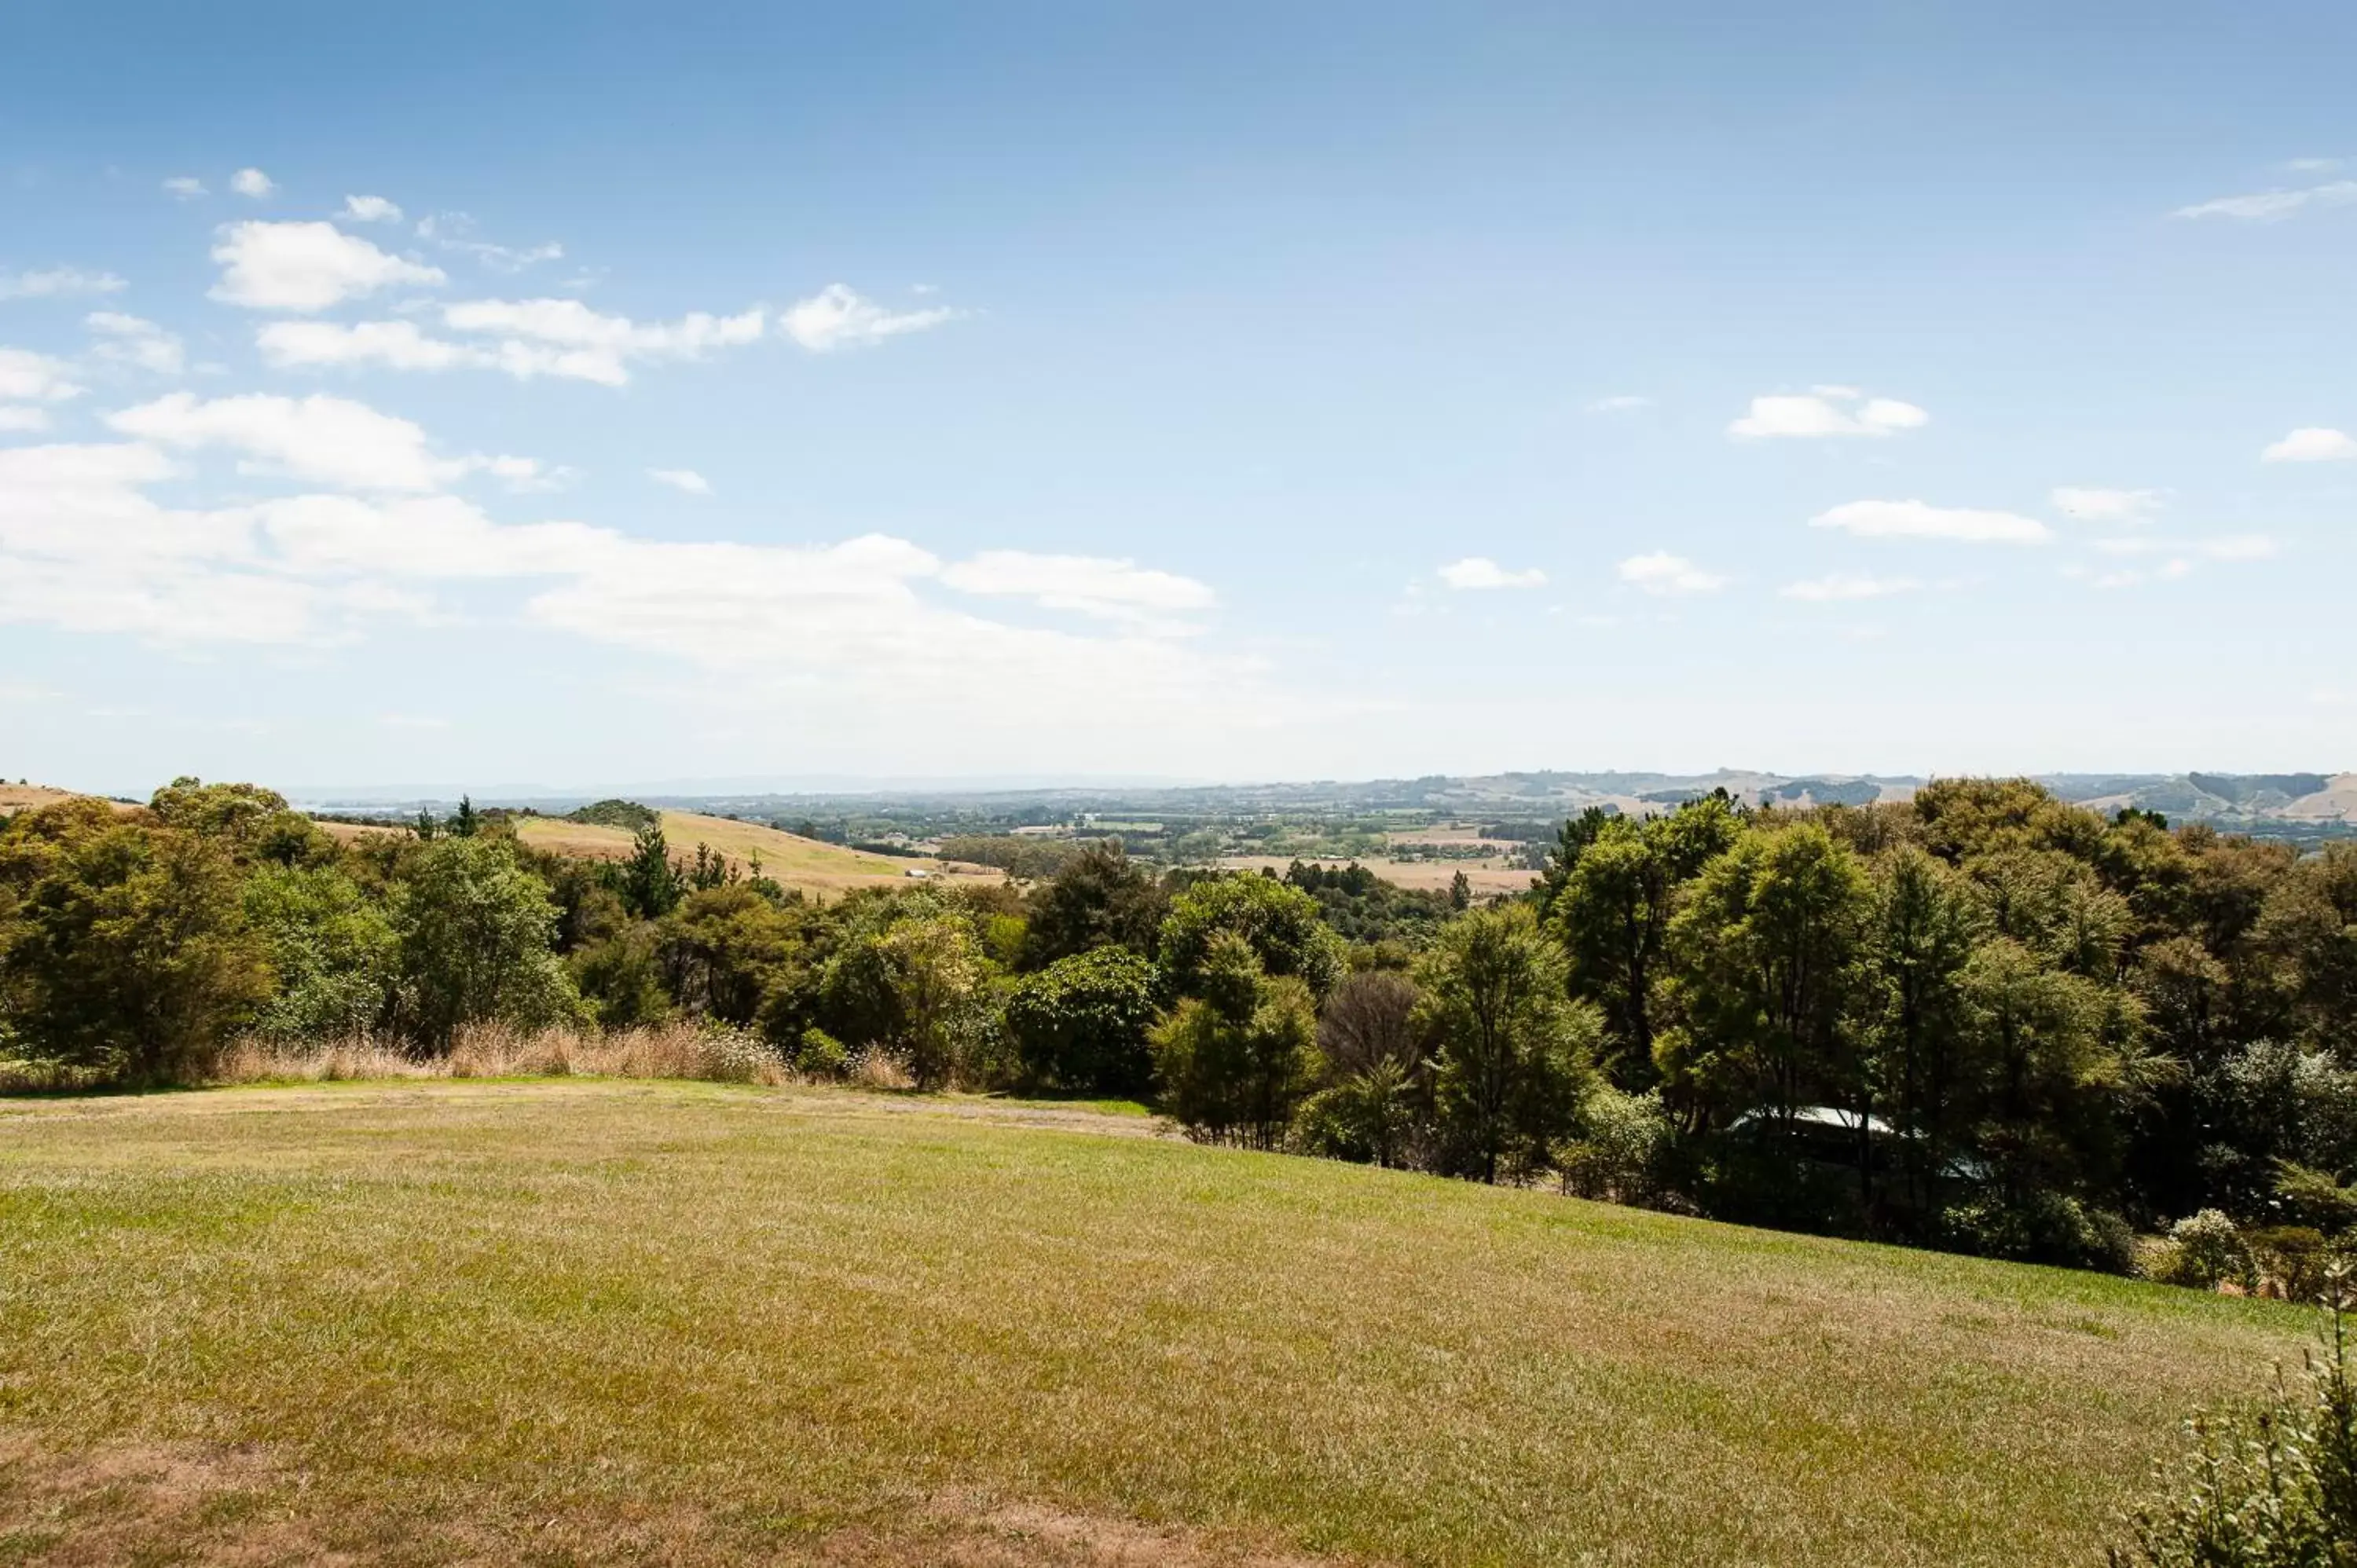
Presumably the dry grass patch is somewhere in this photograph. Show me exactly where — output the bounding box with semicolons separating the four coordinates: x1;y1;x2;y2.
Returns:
513;810;1003;896
0;1080;2309;1566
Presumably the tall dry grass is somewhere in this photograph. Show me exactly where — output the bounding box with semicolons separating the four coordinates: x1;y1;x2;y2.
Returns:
208;1021;802;1088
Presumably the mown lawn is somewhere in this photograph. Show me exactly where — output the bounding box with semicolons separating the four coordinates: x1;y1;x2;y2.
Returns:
0;1081;2308;1566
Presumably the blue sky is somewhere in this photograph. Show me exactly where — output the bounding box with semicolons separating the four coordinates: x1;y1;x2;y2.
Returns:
2;1;2352;793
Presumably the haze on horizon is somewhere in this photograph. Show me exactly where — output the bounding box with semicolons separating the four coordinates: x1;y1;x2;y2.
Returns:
2;2;2351;789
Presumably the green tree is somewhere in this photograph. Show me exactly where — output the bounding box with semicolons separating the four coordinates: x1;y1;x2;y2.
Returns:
3;822;271;1081
871;914;993;1090
658;884;799;1026
390;837;580;1051
1660;821;1873;1138
1860;847;1985;1214
620;818;684;919
1005;944;1160;1094
1418;903;1597;1183
1157;874;1344;1003
241;863;396;1041
1024;841;1167;966
1151;932;1318;1149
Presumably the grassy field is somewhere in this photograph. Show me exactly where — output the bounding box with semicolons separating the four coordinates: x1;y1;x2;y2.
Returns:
513;810;1004;896
0;1082;2304;1566
1218;854;1533;896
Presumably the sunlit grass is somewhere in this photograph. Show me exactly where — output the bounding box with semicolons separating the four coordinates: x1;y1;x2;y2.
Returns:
0;1080;2306;1565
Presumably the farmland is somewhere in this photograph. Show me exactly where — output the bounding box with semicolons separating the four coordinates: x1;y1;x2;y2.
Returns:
0;1079;2305;1566
511;808;1003;895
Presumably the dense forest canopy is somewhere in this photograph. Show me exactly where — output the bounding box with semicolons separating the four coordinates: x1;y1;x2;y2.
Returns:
3;773;2352;1286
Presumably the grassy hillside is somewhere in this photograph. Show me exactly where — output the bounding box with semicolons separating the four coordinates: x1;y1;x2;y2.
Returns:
0;1082;2304;1566
514;808;1002;894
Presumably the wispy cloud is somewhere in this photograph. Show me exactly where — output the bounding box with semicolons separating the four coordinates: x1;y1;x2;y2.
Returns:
86;311;185;376
1438;557;1546;590
779;285;957;351
647;467;712;496
2173;178;2357;221
0;266;126;300
1586;394;1651;412
1810;498;2050;544
1778;573;1921;602
162;176;207;200
1618;552;1725;595
2051;485;2164;524
342;194;404;225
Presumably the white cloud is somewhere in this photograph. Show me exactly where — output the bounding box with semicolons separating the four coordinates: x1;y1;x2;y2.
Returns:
342;195;404;225
106;392;537;493
1586;394;1651;412
2261;427;2357;463
1778;573;1922;602
2094;533;2278;562
2173;180;2357;221
163;176;207;200
1437;557;1547;590
86;312;185;376
1809;498;2051;544
0;438;1263;735
2051;485;2164;524
779;284;956;352
941;551;1216;623
0;407;50;433
438;297;764;384
1618;552;1726;595
0;267;126;301
415;212;564;273
647;467;713;496
230;167;276;199
1728;387;1928;439
209;221;446;312
0;349;82;404
257;318;476;372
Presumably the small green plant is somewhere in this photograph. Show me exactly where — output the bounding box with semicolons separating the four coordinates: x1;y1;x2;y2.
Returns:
2111;1268;2357;1566
2151;1209;2254;1291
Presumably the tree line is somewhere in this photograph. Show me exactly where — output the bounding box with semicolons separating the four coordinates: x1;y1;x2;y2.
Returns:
2;775;2352;1281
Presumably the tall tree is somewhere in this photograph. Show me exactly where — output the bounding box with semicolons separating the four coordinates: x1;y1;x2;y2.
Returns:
1417;903;1596;1184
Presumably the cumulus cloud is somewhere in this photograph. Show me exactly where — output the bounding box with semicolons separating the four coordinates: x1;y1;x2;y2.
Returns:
941;551;1216;624
210;221;446;312
1729;387;1928;439
1778;573;1922;601
2261;427;2357;463
342;195;404;224
162;176;207;200
0;349;82;405
105;392;538;493
86;312;185;376
647;467;713;496
1809;499;2051;544
1618;552;1726;595
0;267;126;300
779;285;957;352
1437;557;1546;590
230;167;276;199
2051;485;2164;523
2173;180;2357;221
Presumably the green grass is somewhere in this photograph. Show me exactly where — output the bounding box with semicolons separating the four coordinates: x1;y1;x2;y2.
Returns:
0;1080;2307;1566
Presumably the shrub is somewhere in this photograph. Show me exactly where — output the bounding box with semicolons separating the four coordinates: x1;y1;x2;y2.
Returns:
1004;945;1158;1095
1151;933;1318;1149
2110;1286;2357;1566
1943;1190;2139;1274
1560;1085;1674;1206
1293;1059;1420;1167
2151;1209;2255;1291
796;1026;849;1079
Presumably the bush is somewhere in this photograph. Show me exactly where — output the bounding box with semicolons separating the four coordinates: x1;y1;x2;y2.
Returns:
2150;1209;2255;1291
1151;934;1318;1149
1004;945;1158;1095
1293;1059;1420;1167
795;1026;849;1078
1560;1085;1674;1206
1942;1190;2139;1274
2110;1288;2357;1566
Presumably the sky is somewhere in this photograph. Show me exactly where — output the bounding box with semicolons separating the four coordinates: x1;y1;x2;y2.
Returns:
1;1;2352;795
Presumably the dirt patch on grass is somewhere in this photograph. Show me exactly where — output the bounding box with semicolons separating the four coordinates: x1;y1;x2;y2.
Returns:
0;1431;333;1566
805;1497;1355;1566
